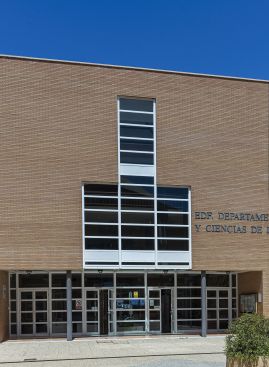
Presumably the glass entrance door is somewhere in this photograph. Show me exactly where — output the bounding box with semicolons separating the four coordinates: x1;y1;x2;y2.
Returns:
148;288;173;333
19;290;49;336
207;288;229;331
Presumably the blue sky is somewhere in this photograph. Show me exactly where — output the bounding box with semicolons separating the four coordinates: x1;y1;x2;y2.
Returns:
1;0;269;79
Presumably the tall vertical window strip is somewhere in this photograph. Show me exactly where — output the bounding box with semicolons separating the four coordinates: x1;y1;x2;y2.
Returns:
119;98;155;165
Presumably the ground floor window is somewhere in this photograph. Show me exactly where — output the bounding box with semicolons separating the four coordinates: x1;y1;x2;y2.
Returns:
9;271;237;337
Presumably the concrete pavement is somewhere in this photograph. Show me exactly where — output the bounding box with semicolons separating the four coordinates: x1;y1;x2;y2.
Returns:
0;335;226;366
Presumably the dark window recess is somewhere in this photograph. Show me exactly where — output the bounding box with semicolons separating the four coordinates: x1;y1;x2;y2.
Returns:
177;310;201;319
121;185;154;198
177;274;201;287
177;288;201;298
85;238;118;250
120;152;154;165
147;273;174;287
120;98;153;112
84;211;118;223
117;311;145;321
10;274;16;288
84;197;118;210
120;175;154;185
122;238;155;250
158;213;188;226
84;184;118;196
121;212;154;224
158;239;189;251
120;126;153;139
157;226;189;238
157;200;188;212
51;274;66;287
85;224;118;237
116;273;144;287
84;273;113;287
157;187;189;199
177;299;201;309
52;289;67;299
206;274;229;287
121;199;154;211
19;274;49;288
120;139;154;152
120;112;153;125
121;225;154;237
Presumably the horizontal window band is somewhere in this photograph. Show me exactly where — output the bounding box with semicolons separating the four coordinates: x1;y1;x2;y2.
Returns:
119;98;154;113
120;123;154;128
85;262;119;265
121;262;155;265
157;262;189;266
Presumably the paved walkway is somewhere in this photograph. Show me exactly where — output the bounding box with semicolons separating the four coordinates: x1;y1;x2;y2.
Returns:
0;335;225;366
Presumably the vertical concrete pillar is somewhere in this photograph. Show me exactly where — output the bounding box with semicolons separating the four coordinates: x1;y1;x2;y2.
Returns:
228;273;233;326
66;270;72;341
0;271;9;342
201;271;207;337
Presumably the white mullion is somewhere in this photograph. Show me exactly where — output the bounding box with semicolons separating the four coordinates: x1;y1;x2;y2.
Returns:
119;109;154;115
120;123;154;128
120;183;154;187
84;209;118;212
119;136;154;141
120;150;153;155
153;100;158;269
117;97;122;268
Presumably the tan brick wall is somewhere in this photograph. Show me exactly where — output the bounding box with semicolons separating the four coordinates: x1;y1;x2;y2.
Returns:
0;57;268;278
0;271;9;341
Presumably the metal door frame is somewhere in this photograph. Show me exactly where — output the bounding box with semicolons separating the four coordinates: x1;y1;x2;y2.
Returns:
207;287;230;332
147;287;174;334
18;288;49;337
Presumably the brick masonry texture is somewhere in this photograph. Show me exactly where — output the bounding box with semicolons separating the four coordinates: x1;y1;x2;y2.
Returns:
0;57;268;310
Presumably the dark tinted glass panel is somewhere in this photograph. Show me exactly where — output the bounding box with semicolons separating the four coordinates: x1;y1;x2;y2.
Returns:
219;310;228;318
232;274;237;287
84;211;118;223
52;312;67;322
178;320;201;330
158;213;188;225
122;225;154;237
72;312;82;322
206;274;229;287
10;290;16;299
84;184;117;196
52;323;67;333
117;311;145;321
84;197;118;210
232;289;236;297
120;139;153;152
157;187;189;199
219;299;228;308
120;152;154;165
122;239;154;250
117;322;145;332
116;273;144;287
208;320;217;329
157;226;188;238
11;325;17;335
120;126;153;139
219;320;228;330
121;212;154;224
177;299;201;309
232;299;237;308
52;301;66;310
72;289;82;298
84;273;113;287
121;186;154;198
120;98;153;112
72;273;81;287
117;299;145;309
147;274;174;287
177;310;201;319
158;239;189;251
157;200;188;212
120;111;153;125
52;289;66;299
85;238;118;250
19;274;49;288
73;323;82;333
121;176;154;185
207;310;217;319
177;288;201;298
52;274;66;287
207;299;216;308
121;199;154;211
116;289;145;298
10;274;16;288
177;274;201;287
85;224;118;237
